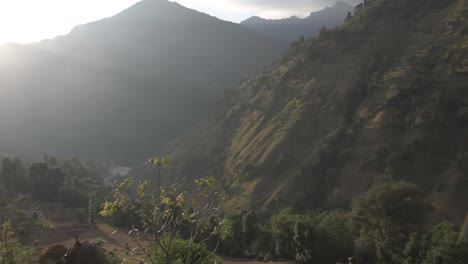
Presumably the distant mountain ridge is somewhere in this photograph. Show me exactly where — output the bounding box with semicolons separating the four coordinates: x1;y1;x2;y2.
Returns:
241;1;354;43
0;0;286;163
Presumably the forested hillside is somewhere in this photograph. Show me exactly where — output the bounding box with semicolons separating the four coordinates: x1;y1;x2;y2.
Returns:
165;0;468;217
0;0;467;263
0;0;285;163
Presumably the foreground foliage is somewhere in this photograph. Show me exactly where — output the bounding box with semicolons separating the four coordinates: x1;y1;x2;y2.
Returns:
0;221;34;264
100;158;228;263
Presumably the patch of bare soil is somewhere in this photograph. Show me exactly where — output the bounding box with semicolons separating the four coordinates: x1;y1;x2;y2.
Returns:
24;201;288;263
20;201;144;263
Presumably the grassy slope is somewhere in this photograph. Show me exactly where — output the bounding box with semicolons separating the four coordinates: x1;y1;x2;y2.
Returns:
164;0;468;219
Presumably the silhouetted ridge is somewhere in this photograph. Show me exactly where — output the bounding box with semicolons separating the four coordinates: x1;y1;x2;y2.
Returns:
0;0;286;163
241;1;354;42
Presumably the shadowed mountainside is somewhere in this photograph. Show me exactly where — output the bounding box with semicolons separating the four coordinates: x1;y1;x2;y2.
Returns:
0;0;286;163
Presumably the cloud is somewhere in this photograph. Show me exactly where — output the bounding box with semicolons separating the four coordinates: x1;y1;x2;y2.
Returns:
226;0;360;17
175;0;361;22
231;0;357;9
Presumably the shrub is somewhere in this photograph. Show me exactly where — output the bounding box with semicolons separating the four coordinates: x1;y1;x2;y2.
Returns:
402;222;468;264
0;221;35;263
147;237;221;264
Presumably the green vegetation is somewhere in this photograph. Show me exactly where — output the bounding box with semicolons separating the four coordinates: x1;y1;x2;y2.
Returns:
0;0;467;263
0;185;35;263
350;180;428;263
100;158;229;263
0;155;107;208
403;222;468;264
146;237;222;264
90;239;123;264
0;221;35;264
217;179;468;263
0;155;113;263
165;0;468;215
0;158;28;194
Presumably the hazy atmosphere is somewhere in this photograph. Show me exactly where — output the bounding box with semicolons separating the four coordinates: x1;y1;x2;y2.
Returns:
0;0;360;44
0;0;466;263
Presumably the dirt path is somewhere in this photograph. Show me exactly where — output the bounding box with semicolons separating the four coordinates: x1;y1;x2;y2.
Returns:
23;201;143;262
36;221;289;263
30;202;287;263
36;220;146;262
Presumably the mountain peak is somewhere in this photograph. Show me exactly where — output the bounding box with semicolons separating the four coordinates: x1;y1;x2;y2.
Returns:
1;0;286;163
310;1;353;15
241;2;354;43
334;1;353;8
242;16;266;24
114;0;188;20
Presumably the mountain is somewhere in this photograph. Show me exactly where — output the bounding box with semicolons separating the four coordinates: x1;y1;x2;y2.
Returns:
164;0;468;217
0;0;286;163
241;1;354;43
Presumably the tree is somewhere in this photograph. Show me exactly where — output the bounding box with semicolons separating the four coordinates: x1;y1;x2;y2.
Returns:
147;157;170;200
0;221;35;264
459;213;468;243
270;212;303;259
313;211;354;263
100;159;229;264
0;159;14;190
88;193;97;226
0;158;27;192
29;163;65;200
219;213;243;256
293;220;314;263
270;210;353;263
241;210;258;256
402;222;468;264
423;222;468;264
351;179;429;263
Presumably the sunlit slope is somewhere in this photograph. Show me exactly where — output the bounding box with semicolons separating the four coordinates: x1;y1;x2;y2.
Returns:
165;0;468;213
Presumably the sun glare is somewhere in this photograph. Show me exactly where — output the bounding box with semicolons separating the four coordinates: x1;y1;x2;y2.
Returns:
0;0;140;45
0;0;317;45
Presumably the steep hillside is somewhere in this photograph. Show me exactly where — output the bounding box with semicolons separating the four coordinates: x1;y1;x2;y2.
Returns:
241;1;354;43
165;0;468;217
0;0;285;163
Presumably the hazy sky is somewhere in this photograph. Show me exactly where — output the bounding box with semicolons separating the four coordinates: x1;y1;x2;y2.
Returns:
0;0;359;45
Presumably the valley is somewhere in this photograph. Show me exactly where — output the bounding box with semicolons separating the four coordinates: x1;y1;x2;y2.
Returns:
0;0;467;263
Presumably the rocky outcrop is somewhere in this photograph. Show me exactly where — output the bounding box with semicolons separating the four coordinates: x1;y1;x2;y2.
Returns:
39;244;68;264
63;237;107;264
